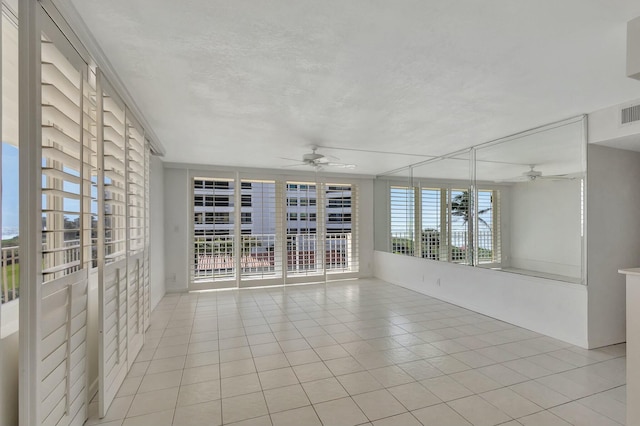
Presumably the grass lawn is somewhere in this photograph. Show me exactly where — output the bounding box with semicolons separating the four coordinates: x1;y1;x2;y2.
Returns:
1;263;20;299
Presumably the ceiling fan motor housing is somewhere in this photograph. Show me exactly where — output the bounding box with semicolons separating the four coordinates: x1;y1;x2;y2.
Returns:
303;152;325;162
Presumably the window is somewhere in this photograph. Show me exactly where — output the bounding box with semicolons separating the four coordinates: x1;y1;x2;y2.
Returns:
390;186;415;256
328;197;351;208
215;196;230;207
1;8;19;303
192;178;236;282
421;188;442;260
328;213;351;222
477;189;499;263
325;184;356;272
239;180;280;279
192;178;358;284
391;185;500;264
214;212;230;224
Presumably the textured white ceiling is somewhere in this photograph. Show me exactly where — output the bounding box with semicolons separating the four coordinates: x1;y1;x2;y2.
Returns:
68;0;640;175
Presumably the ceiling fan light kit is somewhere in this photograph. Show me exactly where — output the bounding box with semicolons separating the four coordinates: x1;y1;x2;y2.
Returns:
283;147;356;170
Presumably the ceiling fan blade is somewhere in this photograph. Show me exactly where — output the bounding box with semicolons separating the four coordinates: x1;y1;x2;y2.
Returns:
280;157;302;162
538;175;576;181
281;163;309;168
326;162;356;169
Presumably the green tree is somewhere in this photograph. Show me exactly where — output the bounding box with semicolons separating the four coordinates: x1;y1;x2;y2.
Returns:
450;191;492;230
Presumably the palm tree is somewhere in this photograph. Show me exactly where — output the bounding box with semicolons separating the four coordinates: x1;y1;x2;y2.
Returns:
450;191;492;230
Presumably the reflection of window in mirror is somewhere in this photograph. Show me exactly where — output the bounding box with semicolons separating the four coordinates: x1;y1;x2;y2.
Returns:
390;186;415;256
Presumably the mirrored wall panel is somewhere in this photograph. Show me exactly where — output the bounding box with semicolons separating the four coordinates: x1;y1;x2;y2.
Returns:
374;116;586;284
475;118;585;282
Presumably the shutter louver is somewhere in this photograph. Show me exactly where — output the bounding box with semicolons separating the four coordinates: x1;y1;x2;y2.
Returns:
421;188;442;260
37;27;89;426
143;140;151;329
102;93;126;263
390;186;415;256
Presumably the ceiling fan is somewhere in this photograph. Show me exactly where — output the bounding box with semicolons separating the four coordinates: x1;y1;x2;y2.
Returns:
512;165;575;182
281;147;356;170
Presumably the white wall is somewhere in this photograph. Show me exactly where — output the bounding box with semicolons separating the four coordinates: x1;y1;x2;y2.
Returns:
164;167;191;292
163;164;374;292
508;179;582;278
150;156;167;307
374;251;589;347
589;101;640;150
356;179;375;277
586;144;640;347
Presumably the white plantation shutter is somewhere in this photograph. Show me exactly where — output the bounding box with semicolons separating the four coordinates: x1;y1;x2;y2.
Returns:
97;75;129;417
36;17;90;426
390;186;415;256
143;139;151;330
102;88;127;264
421;188;443;260
125;112;144;361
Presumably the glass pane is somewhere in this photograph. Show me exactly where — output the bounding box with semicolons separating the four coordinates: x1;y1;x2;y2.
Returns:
475;118;585;282
2;11;19;303
412;151;472;264
192;178;236;283
41;32;83;280
286;181;321;277
240;180;282;280
325;184;357;273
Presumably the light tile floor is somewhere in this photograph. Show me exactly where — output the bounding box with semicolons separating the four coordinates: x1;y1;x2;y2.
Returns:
87;278;627;426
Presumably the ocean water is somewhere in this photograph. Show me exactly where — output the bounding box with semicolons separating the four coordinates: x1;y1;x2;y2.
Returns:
2;227;19;240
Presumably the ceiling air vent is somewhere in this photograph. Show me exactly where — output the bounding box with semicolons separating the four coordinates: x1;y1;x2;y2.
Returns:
621;103;640;125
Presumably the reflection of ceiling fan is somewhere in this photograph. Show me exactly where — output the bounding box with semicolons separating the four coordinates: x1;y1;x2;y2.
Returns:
281;147;356;170
517;165;574;182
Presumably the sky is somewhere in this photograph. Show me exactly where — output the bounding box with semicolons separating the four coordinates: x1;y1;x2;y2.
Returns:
2;142;19;230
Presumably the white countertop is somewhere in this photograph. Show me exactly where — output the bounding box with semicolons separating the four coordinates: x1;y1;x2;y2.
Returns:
618;267;640;276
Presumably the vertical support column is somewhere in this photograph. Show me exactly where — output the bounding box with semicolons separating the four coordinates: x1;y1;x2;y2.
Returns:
469;148;477;266
276;180;286;284
350;184;358;272
316;179;326;282
581;116;588;285
19;1;42;425
439;188;447;261
234;172;241;287
413;171;422;259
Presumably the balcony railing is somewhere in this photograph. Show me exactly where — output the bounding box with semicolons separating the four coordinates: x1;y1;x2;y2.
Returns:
2;239;82;304
392;230;495;263
193;233;355;281
1;245;19;304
